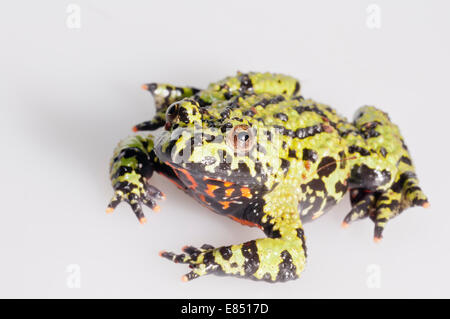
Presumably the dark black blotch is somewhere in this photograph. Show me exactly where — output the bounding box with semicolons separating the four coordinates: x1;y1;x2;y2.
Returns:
317;156;337;177
399;156;412;166
276;250;298;282
335;180;347;194
241;241;260;276
239;73;253;93
349;164;392;189
274;112;289;122
288;149;297;159
280;158;290;174
293;81;300;95
348;145;371;156
219;246;233;261
302;148;318;162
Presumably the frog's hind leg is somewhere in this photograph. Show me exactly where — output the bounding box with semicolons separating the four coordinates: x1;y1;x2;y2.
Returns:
133;84;200;131
159;204;307;282
344;106;429;241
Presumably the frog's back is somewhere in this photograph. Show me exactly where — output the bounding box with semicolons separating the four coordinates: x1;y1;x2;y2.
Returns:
199;90;351;221
204;92;347;130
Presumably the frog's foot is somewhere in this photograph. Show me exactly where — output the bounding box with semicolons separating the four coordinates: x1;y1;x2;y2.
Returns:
132;118;165;132
343;173;429;241
107;183;165;224
371;172;429;241
159;244;219;281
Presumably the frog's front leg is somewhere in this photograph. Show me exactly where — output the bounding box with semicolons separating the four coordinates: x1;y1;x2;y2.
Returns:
343;106;429;241
107;134;184;223
160;206;307;282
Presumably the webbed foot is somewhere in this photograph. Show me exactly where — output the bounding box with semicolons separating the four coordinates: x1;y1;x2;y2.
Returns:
107;181;165;224
371;172;429;241
343;171;429;241
159;244;219;281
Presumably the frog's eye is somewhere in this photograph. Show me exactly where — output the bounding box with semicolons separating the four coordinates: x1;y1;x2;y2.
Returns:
165;103;179;124
227;124;255;153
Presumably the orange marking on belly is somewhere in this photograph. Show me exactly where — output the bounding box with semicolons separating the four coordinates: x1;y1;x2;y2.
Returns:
219;201;231;209
240;187;252;199
199;194;207;203
227;214;262;229
202;177;234;188
166;163;198;190
225;188;234;197
205;184;219;198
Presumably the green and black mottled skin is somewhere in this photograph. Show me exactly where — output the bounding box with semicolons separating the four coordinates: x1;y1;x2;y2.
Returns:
107;72;429;283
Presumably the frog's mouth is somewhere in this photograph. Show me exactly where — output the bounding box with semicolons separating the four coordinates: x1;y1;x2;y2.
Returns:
154;128;262;187
153;128;182;164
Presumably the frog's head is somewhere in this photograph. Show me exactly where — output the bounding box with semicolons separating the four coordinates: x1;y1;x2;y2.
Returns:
154;98;283;190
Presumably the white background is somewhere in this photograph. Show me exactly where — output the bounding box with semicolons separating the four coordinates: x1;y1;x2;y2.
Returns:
1;0;449;298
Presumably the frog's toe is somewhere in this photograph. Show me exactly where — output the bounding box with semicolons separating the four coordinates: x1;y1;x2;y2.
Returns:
160;244;219;281
404;184;429;208
145;184;166;200
342;189;375;227
144;185;165;212
142;196;160;212
132;119;164;132
181;271;201;282
129;202;147;224
106;191;124;213
159;251;191;264
160;244;215;263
